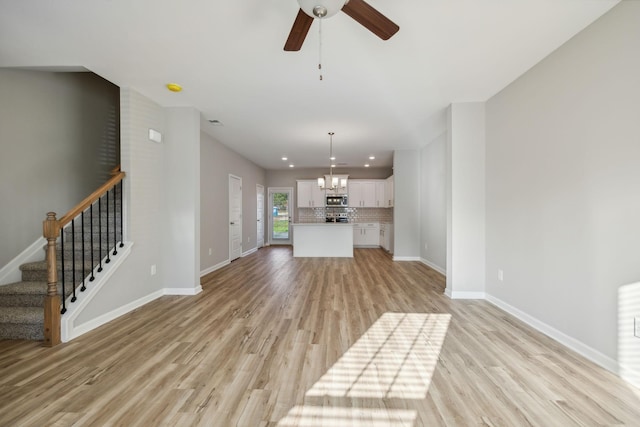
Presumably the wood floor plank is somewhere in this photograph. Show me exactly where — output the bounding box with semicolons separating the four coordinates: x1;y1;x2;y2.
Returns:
0;247;639;426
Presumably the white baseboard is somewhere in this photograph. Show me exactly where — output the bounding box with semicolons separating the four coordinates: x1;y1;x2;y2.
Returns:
242;247;257;257
164;286;202;296
420;258;446;275
485;293;619;375
62;242;134;342
392;256;421;262
200;259;230;277
449;291;485;299
0;237;47;286
619;364;640;391
68;288;164;342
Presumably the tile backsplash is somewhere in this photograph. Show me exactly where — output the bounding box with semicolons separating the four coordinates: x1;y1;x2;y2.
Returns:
298;207;393;223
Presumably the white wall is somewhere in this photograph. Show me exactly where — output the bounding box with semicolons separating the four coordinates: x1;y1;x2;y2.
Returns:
393;150;421;260
446;103;486;298
163;107;201;292
420;134;447;274
200;131;266;274
0;70;119;267
485;1;640;375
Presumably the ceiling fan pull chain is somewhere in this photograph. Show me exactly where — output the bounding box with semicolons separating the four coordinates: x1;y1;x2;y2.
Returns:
318;18;323;81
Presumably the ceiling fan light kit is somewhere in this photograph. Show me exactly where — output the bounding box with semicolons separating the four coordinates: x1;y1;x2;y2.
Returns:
298;0;346;18
284;0;399;51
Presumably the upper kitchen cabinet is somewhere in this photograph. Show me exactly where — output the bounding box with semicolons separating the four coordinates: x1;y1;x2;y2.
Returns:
297;180;325;208
375;180;386;208
348;181;376;207
385;175;394;207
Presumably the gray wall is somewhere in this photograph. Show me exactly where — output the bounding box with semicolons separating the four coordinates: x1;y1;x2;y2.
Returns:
76;91;203;325
485;2;640;364
0;70;119;266
392;150;421;259
420;134;446;272
266;167;392;187
200;132;266;271
266;166;393;220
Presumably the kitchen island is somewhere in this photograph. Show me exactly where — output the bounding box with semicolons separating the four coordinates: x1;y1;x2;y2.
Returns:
292;223;354;257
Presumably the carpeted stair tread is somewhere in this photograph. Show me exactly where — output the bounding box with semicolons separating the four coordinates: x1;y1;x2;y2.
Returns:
20;260;97;271
0;306;44;340
0;281;48;295
0;306;43;324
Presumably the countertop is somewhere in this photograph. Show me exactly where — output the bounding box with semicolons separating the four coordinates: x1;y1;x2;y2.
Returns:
293;222;353;226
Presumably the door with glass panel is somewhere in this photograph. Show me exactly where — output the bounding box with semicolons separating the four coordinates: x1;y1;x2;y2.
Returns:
268;187;293;245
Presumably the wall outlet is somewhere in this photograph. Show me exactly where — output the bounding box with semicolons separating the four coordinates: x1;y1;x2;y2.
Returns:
498;269;504;282
635;317;640;338
150;264;157;276
208;248;212;256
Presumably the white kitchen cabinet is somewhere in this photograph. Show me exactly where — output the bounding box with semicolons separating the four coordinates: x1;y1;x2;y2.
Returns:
380;222;394;253
297;180;324;208
348;181;376;207
375;180;386;207
385;175;394;208
353;222;380;247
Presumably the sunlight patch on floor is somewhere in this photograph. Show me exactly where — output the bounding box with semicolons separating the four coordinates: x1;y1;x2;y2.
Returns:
277;312;451;426
307;312;451;399
277;406;417;427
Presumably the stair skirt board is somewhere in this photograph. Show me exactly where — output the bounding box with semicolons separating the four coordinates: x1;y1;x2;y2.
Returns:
61;242;133;342
63;242;203;342
0;237;47;286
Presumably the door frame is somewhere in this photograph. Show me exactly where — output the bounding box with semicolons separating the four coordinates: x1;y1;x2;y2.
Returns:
268;187;294;245
256;184;265;249
229;174;242;261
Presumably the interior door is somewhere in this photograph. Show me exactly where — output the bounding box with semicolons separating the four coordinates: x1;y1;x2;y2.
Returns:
268;187;293;245
257;184;264;248
229;174;242;261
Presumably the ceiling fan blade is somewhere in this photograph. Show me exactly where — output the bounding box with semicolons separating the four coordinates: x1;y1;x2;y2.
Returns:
342;0;399;40
284;9;314;51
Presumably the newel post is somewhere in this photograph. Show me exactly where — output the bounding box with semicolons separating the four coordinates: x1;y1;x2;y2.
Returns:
43;212;61;347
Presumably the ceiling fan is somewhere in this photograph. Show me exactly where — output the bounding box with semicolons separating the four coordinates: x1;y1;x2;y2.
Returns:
284;0;399;51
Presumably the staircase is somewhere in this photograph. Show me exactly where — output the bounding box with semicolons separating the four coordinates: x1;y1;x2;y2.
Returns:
0;170;124;343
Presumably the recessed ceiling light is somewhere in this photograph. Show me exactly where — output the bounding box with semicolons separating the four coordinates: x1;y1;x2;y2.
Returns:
364;164;370;167
369;156;375;160
166;83;182;92
330;156;336;160
331;164;336;168
289;164;294;168
282;157;288;161
208;119;223;126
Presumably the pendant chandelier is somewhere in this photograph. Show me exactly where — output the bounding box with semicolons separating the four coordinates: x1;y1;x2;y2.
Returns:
318;132;347;191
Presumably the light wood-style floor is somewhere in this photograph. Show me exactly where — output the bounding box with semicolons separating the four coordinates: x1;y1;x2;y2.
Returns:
0;247;639;426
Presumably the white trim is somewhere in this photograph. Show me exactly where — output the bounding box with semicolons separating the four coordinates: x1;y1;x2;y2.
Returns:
68;288;164;342
242;247;257;257
392;256;421;261
200;259;230;277
164;286;202;296
229;174;243;262
62;242;134;342
485;293;619;375
619;364;640;391
0;237;47;286
449;291;485;299
420;258;446;275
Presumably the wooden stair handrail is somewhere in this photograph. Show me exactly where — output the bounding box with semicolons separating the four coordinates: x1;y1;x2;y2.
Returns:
58;168;125;228
42;165;125;347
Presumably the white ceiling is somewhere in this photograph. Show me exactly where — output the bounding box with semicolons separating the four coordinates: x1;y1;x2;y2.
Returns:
0;0;619;169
